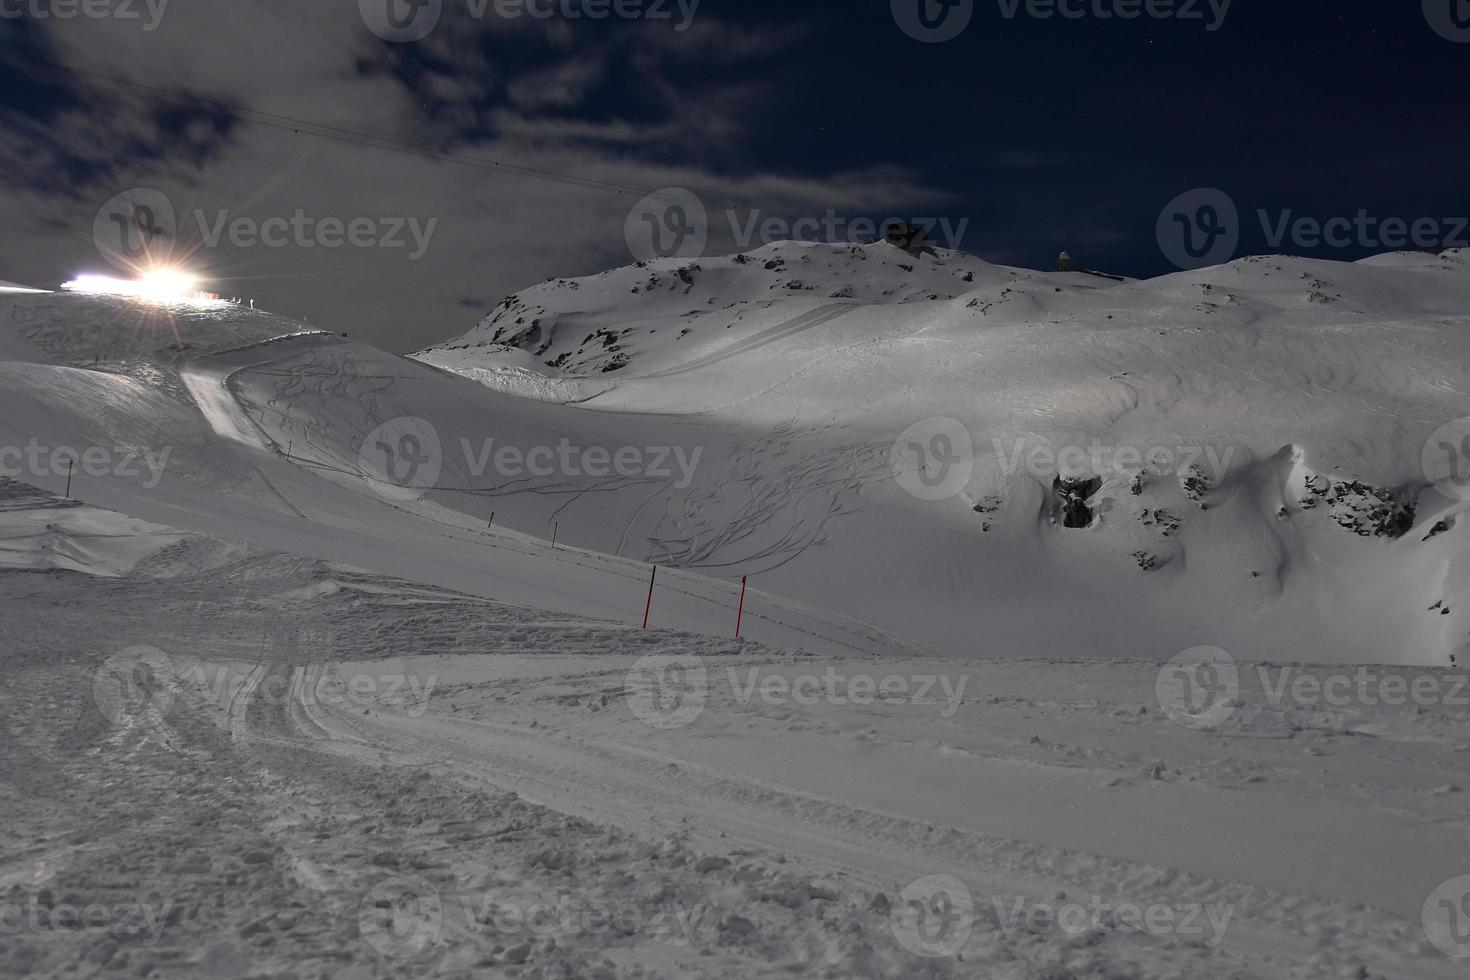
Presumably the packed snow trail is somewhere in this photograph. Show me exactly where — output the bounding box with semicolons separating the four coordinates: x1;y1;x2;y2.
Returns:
212;639;1470;980
177;333;332;450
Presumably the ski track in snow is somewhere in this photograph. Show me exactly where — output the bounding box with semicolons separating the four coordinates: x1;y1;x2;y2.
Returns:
8;249;1470;978
5;499;1468;977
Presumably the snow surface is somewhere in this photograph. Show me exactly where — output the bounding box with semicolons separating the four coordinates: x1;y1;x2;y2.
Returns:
417;242;1470;666
0;479;186;576
5;245;1470;979
4;479;1469;979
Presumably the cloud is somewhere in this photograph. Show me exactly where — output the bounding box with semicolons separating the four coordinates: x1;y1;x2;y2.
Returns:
506;55;607;110
0;7;954;352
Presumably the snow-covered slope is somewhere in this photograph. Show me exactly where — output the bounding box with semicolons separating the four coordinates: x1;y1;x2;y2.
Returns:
7;250;1470;980
9;247;1470;666
0;478;187;576
3;481;1468;980
417;244;1470;667
0;289;910;658
420;241;1041;377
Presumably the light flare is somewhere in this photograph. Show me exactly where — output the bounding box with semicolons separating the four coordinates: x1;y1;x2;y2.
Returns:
61;267;219;304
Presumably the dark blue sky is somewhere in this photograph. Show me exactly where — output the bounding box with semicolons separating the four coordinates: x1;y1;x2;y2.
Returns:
1;0;1466;348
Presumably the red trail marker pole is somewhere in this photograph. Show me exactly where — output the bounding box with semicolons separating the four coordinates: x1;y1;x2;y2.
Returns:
642;565;658;629
488;512;495;529
64;458;74;498
552;522;559;549
735;575;748;638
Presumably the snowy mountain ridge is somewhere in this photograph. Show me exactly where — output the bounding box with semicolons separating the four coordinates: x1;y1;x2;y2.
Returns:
7;250;1470;979
418;241;1048;376
408;243;1470;666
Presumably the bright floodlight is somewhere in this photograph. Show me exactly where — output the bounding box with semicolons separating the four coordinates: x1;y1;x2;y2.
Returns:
62;268;213;303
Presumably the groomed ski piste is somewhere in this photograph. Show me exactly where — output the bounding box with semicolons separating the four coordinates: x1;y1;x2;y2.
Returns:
4;241;1470;979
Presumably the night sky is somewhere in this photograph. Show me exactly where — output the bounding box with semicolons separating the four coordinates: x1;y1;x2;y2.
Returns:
1;0;1466;351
